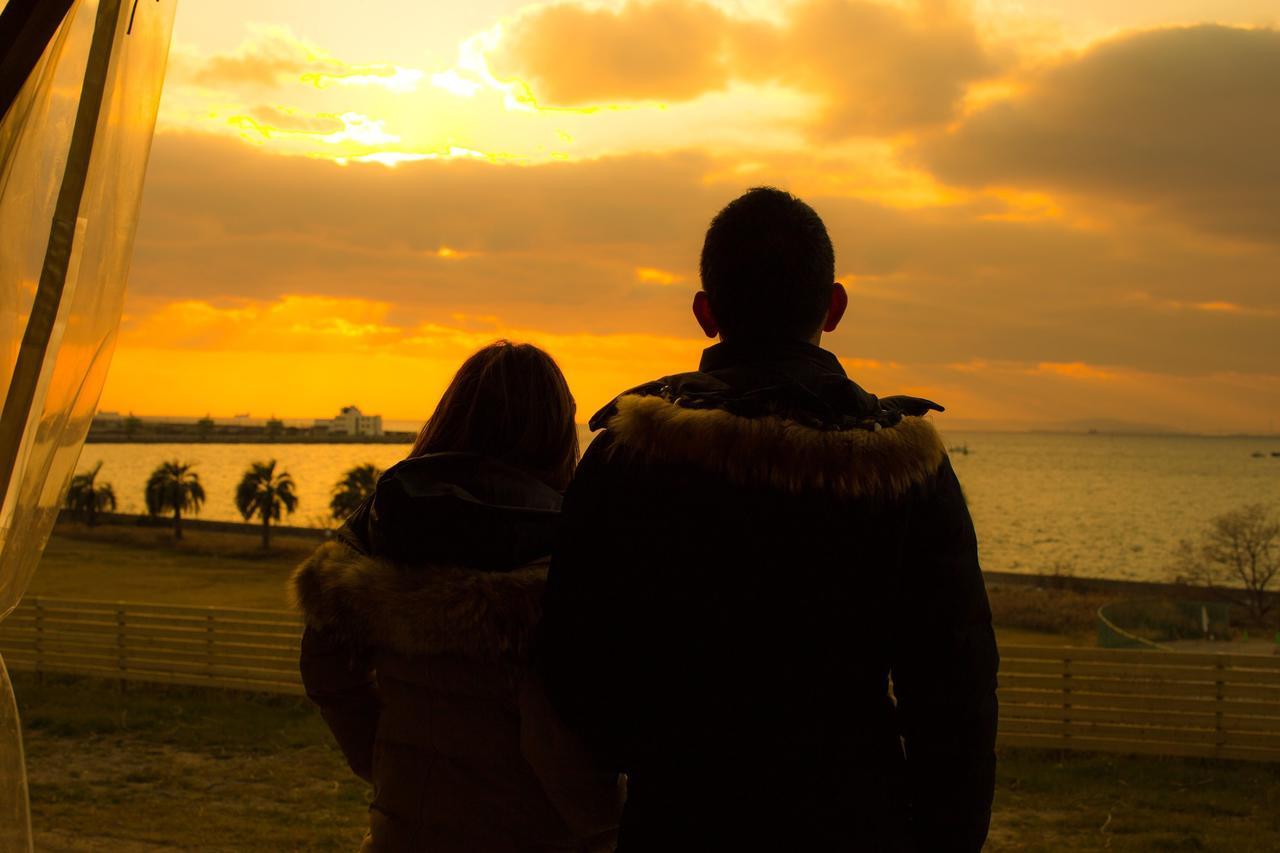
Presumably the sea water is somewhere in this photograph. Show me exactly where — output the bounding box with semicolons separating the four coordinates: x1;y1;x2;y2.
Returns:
76;429;1280;583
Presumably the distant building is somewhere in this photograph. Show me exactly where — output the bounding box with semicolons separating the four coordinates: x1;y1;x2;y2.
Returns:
316;405;383;437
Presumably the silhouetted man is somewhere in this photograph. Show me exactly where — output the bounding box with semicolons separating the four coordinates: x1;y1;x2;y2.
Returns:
538;187;998;852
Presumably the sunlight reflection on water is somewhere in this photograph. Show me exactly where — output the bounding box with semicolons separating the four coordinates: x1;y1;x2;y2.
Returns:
77;429;1280;582
941;431;1280;582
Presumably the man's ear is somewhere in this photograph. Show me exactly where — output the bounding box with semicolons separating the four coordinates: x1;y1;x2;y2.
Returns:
822;282;849;333
692;291;719;339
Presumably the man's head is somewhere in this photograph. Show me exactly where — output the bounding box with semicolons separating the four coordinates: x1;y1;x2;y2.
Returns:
695;187;846;344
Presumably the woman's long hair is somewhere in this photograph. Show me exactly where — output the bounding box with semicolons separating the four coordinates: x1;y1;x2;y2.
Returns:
409;341;579;491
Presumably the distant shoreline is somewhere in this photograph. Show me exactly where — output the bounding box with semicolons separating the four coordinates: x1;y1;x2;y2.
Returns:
947;426;1280;440
85;434;415;445
53;512;1276;604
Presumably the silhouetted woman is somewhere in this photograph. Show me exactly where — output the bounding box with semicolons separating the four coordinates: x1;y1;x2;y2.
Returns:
293;341;621;852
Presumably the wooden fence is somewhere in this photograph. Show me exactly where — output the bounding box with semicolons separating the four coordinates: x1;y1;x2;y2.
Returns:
0;597;301;695
1000;643;1280;762
1;599;1279;761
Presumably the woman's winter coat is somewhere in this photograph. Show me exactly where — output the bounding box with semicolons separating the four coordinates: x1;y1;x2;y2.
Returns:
292;453;622;853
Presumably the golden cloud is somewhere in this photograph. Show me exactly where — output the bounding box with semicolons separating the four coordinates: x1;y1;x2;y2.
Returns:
109;294;706;419
491;0;1000;137
171;25;422;91
635;267;684;286
1035;362;1117;381
915;25;1280;240
232;105;347;138
121;132;1280;430
121;295;403;352
496;0;736;104
103;294;1280;433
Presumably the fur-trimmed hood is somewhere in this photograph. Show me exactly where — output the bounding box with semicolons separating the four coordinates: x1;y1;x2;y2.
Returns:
292;540;547;662
588;338;952;499
603;395;945;499
590;342;948;500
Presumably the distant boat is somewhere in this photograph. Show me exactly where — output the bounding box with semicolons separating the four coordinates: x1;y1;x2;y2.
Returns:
1252;452;1266;458
949;444;972;456
1272;452;1280;458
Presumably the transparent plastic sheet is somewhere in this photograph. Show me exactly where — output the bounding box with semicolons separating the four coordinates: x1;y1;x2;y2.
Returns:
0;1;176;848
0;0;84;422
0;656;24;851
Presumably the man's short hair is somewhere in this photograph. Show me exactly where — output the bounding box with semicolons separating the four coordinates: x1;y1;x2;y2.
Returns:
699;187;835;342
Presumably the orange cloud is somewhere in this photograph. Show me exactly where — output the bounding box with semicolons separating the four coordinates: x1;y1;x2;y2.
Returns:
118;132;1280;431
496;0;736;104
102;291;1280;434
491;0;1000;137
231;105;346;138
121;295;403;352
916;25;1280;240
1034;362;1117;381
1194;301;1245;314
1123;292;1278;318
106;295;706;419
172;25;421;91
635;266;685;286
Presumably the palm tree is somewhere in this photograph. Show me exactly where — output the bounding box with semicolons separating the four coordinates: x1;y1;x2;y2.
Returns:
64;461;117;526
330;463;381;520
145;460;205;539
235;459;298;549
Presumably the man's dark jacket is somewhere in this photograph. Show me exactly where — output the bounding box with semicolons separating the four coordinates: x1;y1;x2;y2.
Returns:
537;341;999;852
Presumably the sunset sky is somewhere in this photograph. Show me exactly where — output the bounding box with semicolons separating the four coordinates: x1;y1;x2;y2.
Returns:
99;0;1280;433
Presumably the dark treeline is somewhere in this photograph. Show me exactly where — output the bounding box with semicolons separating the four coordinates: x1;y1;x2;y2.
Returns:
64;459;384;548
88;416;412;444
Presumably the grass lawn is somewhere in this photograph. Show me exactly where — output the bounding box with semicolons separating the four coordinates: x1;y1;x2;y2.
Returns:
29;523;319;611
15;527;1280;850
992;748;1280;851
17;673;367;852
14;672;1280;852
995;626;1088;647
32;526;1106;648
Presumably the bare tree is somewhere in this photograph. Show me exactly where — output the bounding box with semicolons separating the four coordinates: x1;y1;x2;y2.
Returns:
1175;504;1279;622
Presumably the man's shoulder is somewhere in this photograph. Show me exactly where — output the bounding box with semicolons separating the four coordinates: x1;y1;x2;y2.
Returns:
584;378;949;502
586;371;724;431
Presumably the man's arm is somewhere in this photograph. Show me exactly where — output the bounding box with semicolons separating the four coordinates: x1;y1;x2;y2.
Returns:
299;626;379;783
536;433;636;770
891;457;999;852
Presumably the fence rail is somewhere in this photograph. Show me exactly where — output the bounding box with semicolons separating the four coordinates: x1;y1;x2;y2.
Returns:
2;598;1279;761
0;597;302;695
999;643;1280;762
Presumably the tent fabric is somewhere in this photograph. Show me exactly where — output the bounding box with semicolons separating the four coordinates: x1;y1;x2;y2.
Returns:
0;1;176;849
0;0;121;528
0;0;78;122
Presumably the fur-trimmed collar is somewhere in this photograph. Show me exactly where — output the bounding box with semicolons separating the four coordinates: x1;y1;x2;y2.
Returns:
291;540;546;662
604;394;946;499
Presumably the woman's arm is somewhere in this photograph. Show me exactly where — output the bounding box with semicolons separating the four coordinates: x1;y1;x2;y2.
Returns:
299;625;380;783
520;671;624;841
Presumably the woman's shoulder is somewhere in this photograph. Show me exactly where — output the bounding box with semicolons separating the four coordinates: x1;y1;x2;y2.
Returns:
291;541;550;662
360;453;563;570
